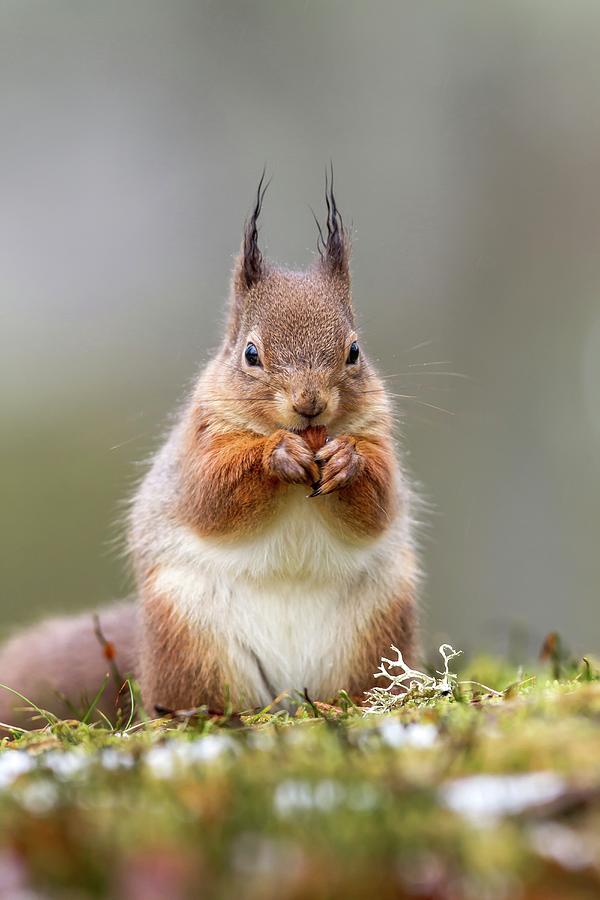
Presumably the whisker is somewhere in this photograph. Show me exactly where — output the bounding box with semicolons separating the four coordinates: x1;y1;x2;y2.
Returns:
402;338;435;354
388;394;455;415
395;384;456;392
109;432;149;451
407;360;452;368
376;371;470;381
359;388;398;395
201;397;279;403
360;388;455;415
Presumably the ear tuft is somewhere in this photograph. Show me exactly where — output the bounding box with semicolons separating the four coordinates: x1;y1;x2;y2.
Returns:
315;164;350;280
239;169;269;291
227;172;270;343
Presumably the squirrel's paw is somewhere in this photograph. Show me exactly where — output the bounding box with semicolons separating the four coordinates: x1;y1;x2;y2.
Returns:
313;435;361;496
265;432;320;486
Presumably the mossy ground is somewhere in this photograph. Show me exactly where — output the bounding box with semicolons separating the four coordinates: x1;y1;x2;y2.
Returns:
1;653;600;899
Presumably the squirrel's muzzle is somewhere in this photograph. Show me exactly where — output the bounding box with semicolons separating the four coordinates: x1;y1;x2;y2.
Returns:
283;373;337;427
291;392;327;419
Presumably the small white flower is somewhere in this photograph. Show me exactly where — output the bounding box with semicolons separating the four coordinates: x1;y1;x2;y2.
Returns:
379;720;438;749
529;822;595;871
145;744;178;778
18;780;59;814
187;734;236;762
273;779;346;816
100;749;135;771
41;751;89;779
273;780;314;816
313;780;345;811
441;772;565;824
145;734;235;778
0;751;34;787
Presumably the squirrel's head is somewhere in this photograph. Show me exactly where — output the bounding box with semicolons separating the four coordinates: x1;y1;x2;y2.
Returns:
206;173;385;436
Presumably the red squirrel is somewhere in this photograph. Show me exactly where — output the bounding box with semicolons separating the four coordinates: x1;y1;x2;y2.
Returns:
0;176;420;726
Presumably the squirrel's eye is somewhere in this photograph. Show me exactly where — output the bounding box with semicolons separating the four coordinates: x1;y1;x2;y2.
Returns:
245;342;261;367
346;341;360;365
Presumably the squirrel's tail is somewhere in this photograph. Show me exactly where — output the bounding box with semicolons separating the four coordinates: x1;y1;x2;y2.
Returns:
0;601;138;730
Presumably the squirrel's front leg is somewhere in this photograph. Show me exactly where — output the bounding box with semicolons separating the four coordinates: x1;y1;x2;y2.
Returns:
179;426;319;537
314;435;396;537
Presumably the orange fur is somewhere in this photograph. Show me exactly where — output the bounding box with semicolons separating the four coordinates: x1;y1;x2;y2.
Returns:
178;423;321;537
139;594;232;713
348;587;420;698
316;435;397;537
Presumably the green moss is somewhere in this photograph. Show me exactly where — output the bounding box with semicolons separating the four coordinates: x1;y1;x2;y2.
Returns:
0;660;599;898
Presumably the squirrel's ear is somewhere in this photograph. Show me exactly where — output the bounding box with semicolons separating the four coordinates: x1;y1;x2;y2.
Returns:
232;171;269;296
315;166;350;283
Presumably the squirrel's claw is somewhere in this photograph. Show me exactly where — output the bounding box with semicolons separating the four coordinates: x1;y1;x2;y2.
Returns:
313;435;361;496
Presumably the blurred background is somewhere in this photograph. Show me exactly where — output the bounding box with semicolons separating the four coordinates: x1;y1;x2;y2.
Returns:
2;1;600;658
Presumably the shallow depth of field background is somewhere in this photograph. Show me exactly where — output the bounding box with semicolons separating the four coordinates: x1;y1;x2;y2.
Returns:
2;1;600;658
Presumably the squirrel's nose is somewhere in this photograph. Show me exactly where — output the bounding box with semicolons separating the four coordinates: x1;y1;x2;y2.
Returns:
292;398;327;419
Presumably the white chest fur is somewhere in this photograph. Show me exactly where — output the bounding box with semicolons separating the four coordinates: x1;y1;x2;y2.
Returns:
152;486;408;704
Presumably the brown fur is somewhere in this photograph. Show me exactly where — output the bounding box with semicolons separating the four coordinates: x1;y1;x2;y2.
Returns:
315;434;397;537
0;602;138;729
348;597;419;698
173;251;396;543
139;594;232;713
178;426;322;538
133;214;416;708
0;177;420;726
